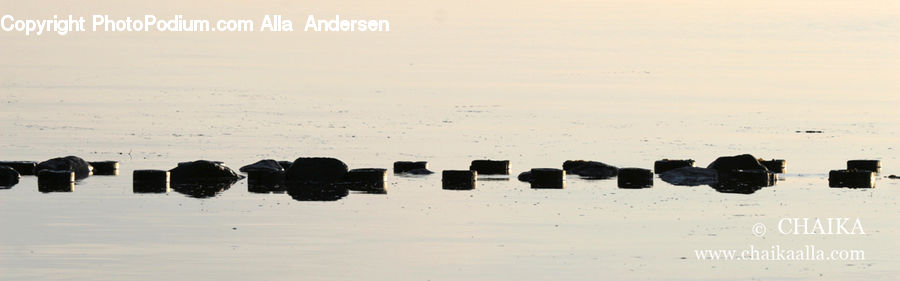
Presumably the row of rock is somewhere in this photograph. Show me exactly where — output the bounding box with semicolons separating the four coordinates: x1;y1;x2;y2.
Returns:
0;157;120;191
2;155;887;197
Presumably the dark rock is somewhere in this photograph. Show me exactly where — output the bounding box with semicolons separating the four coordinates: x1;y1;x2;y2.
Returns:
89;161;119;176
284;157;348;184
342;168;387;192
707;154;768;178
0;166;20;187
442;170;476;190
404;168;434;175
0;161;37;175
829;169;875;188
617;168;653;189
37;170;75;193
35;156;93;180
240;159;285;173
710;169;775;194
133;170;169;193
653;159;694;174
517;171;532;182
847;160;880;173
469;160;510;175
241;160;287;190
759;159;786;173
278;161;293;170
564;160;618;179
169;160;243;183
394;161;429;174
659;167;718;186
530;168;565;189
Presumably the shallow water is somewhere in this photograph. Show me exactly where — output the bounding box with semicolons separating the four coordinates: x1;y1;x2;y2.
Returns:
2;0;899;280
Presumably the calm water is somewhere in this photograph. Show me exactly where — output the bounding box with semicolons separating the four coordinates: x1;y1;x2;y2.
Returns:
1;0;899;280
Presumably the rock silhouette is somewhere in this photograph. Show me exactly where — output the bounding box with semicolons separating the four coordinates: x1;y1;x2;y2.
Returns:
653;159;694;174
241;159;287;189
394;161;432;174
847;160;880;173
469;160;510;175
563;160;618;179
35;156;93;180
342;168;387;193
707;154;774;193
442;170;476;190
0;166;20;188
133;170;169;193
517;171;532;182
829;169;875;188
659;167;718;186
707;154;768;175
89;161;119;176
37;170;75;193
617;168;653;189
169;160;244;183
0;161;37;175
759;159;786;173
278;161;294;170
284;157;348;184
529;168;565;189
240;159;285;173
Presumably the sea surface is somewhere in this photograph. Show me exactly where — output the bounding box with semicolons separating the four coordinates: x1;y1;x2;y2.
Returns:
1;0;898;280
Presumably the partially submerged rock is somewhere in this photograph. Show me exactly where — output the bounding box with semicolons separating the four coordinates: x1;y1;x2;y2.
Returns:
394;161;431;174
653;159;694;174
660;167;718;186
442;170;476;190
517;171;532;182
133;170;169;193
0;161;37;175
169;160;243;183
707;154;768;176
617;168;653;189
89;161;119;176
35;156;93;180
530;168;565;189
829;169;875;188
563;160;618;179
469;160;510;175
284;157;348;184
240;159;285;173
342;168;387;192
0;166;20;187
37;170;75;193
759;159;786;173
847;160;881;173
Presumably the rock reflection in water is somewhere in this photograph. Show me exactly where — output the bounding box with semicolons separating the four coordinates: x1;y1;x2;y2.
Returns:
38;182;75;193
286;183;349;201
171;181;237;198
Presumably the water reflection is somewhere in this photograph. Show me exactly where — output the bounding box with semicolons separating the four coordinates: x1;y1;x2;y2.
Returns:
171;181;237;198
344;181;387;194
133;182;169;194
247;171;286;194
286;183;349;201
38;182;75;193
